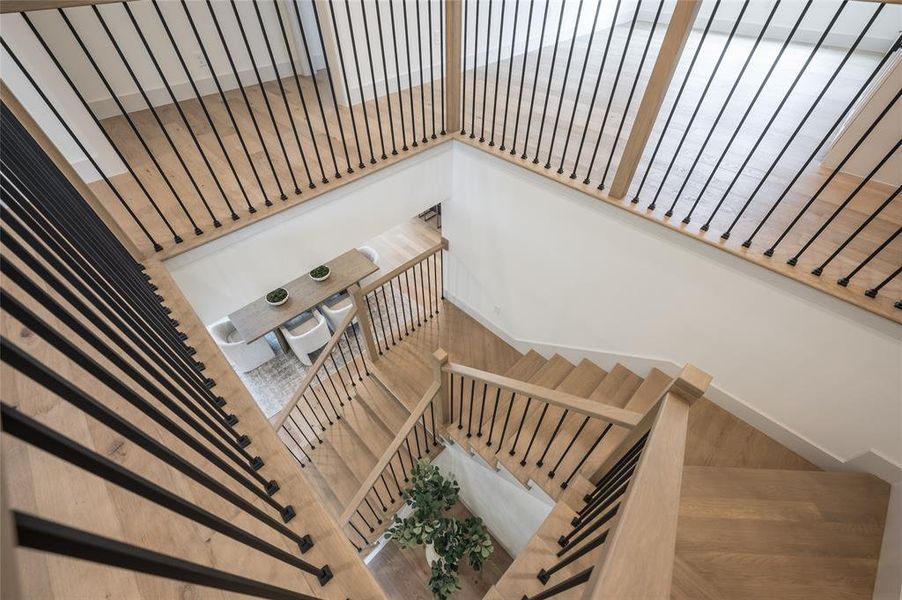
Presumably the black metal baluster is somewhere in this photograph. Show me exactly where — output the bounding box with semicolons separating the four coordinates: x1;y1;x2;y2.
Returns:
329;352;352;402
405;0;421;145
364;294;385;353
521;402;551;466
152;1;258;215
374;0;400;156
466;378;476;437
866;267;901;299
204;0;288;201
301;392;327;432
478;0;493;143
531;0;570;164
486;387;501;447
1;42;163;249
457;374;465;430
267;0;329;184
378;285;398;345
537;409;569;467
358;0;389;160
404;269;419;329
508;0;535;156
230;0;308;193
695;0;828;229
582;0;645;185
496;391;516;452
555;0;605;174
416;0;429;144
428;0;437;139
646;0;751;211
666;0;788;220
440;0;446;134
726;27;899;243
430;401;438;445
766;91;900;258
519;0;551;159
630;0;722;202
417;261;430;320
508;395;532;455
469;0;480;138
380;473;396;504
123;3;238;223
372;289;392;349
363;497;383;525
372;481;389;512
286;0;344;179
567;0;624;179
350;324;371;375
391;278;410;336
598;0;667;189
548;416;589;479
790;147;901;266
341;330;364;382
389;460;403;495
561;424;613;489
838;227;901;287
308;382;335;425
387;0;410;151
397;448;409;481
91;5;221;230
486;0;505;146
476;381;488;437
323;0;366;170
341;0;378;165
315;370;343;416
522;567;593;600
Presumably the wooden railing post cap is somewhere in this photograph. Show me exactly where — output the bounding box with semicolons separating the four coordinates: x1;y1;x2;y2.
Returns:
433;348;449;364
672;364;712;403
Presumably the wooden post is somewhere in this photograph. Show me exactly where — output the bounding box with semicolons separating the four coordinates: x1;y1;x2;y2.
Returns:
0;82;144;261
607;0;702;200
348;284;379;362
432;348;449;426
445;0;462;134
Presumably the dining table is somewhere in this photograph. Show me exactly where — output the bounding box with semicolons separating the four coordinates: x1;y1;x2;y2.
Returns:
227;249;378;350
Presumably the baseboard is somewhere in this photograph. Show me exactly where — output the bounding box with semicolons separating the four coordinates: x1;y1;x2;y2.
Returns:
444;290;902;484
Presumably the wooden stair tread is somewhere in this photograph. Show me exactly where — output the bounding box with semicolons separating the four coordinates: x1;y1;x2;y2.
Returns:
586;363;643;408
306;439;363;510
673;466;891;600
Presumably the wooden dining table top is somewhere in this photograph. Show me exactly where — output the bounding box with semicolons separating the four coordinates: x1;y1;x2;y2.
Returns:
228;249;377;343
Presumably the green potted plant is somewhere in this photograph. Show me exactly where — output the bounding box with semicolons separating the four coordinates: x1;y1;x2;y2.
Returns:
309;265;331;282
386;460;493;600
265;287;288;306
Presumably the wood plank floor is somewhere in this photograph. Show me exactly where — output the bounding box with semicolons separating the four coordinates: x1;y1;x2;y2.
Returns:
87;21;899;320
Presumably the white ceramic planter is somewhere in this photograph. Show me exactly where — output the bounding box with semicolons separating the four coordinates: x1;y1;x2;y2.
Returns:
265;289;289;306
310;268;331;282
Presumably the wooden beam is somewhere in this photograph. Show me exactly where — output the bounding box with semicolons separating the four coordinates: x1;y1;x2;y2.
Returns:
608;0;702;199
0;82;144;261
445;363;643;429
444;0;462;134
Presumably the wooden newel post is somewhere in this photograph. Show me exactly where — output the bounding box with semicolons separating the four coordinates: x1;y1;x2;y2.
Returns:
608;0;702;199
445;0;462;135
670;363;712;405
349;284;379;362
432;348;450;426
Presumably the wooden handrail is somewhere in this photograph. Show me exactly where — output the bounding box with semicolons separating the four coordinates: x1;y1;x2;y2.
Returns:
339;380;441;525
444;363;643;429
272;308;357;429
360;242;443;295
580;364;711;600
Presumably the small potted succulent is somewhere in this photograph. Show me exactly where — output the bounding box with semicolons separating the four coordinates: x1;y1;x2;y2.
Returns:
386;460;493;600
309;265;331;282
265;287;289;306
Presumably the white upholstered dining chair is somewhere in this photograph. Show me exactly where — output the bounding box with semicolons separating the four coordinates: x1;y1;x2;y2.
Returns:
207;317;276;373
279;310;331;366
357;246;379;265
319;292;356;331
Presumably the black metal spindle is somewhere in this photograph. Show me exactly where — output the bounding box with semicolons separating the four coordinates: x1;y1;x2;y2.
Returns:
378;285;398;345
547;416;588;478
363;497;383;525
427;0;437;139
476;381;488;437
364;294;384;353
358;0;389;160
389;278;407;337
646;0;751;211
430;401;438;445
866;267;901;299
519;0;551;159
630;0;722;201
404;269;419;328
598;0;667;189
329;352;352;401
766;91;900;258
457;374;465;430
666;1;789;220
387;0;410;151
402;0;421;146
152;1;258;215
350;324;371;375
440;0;446;134
341;0;379;164
486;387;501;447
567;0;624;178
374;0;400;156
521;402;550;466
372;288;392;349
266;0;329;184
508;0;536;156
531;0;571;164
461;0;469;133
416;0;428;144
123;3;239;223
561;423;612;489
496;390;516;452
509;396;533;456
582;0;645;185
301;392;327;432
308;383;335;425
204;0;288;201
397;448;410;481
322;1;365;170
469;0;480;138
838;227;901;287
524;567;593;600
466;378;476;437
478;0;493;143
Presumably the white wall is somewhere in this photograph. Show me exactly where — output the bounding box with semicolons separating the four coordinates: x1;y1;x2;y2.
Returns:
433;444;552;556
444;143;902;478
164;143;450;324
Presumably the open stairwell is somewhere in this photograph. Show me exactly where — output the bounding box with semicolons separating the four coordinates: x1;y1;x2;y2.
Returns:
274;292;890;599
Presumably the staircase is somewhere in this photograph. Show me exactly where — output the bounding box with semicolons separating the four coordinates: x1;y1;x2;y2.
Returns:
274;287;890;599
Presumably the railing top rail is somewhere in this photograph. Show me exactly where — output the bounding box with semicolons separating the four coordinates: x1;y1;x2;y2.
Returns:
272;308;357;430
338;380;441;525
444;362;643;429
359;240;444;295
